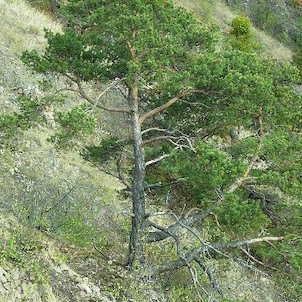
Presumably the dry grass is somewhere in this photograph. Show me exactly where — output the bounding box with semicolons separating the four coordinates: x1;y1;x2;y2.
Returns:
0;0;61;55
174;0;213;21
174;0;292;61
256;30;292;61
0;0;61;102
0;1;127;238
213;1;292;61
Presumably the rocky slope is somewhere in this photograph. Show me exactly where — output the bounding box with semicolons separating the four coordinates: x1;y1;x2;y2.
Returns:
0;214;118;302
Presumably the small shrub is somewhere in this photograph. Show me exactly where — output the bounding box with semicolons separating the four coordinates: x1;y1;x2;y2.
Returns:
231;16;251;37
228;16;261;52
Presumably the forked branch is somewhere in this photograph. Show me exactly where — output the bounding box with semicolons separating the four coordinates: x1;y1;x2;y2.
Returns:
151;236;283;277
227;138;263;194
139;89;212;125
62;74;130;114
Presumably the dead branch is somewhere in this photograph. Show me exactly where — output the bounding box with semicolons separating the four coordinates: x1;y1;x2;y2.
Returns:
96;78;125;101
186;259;209;300
144;177;187;189
240;247;279;271
61;74;131;114
168;138;196;152
227;138;262;194
151;236;283;276
147;221;183;257
92;240;126;267
142;135;186;145
244;185;282;221
146;209;212;243
194;256;224;297
141;127;170;135
87;158;131;189
145;153;172;167
147;154;270;245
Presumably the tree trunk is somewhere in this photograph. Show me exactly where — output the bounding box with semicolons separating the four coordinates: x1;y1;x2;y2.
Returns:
127;82;146;269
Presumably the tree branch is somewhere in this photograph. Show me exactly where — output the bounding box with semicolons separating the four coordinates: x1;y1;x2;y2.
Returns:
147;221;183;257
147;150;267;244
147;209;212;243
240;247;279;271
145;177;187;189
227;141;262;194
141;127;170;135
142;135;181;145
139;92;189;125
194;256;224;297
142;134;196;153
62;75;131;114
151;236;283;276
145;153;172;167
139;88;219;125
86;158;131;189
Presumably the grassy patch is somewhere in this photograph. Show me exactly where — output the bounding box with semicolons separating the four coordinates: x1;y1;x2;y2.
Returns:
0;0;60;55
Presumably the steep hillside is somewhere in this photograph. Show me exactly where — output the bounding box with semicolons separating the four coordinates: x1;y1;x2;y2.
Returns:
222;0;302;70
0;2;130;300
0;0;60;87
0;214;116;302
0;1;301;302
224;0;301;45
174;0;293;60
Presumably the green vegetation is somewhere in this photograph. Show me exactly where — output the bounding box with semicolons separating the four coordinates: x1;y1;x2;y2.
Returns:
225;0;302;71
0;227;48;284
227;16;261;52
0;0;301;301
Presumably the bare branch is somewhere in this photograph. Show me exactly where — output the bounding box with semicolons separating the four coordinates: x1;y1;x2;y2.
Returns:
147;153;268;244
151;236;283;276
96;78;125;102
116;152;131;188
142;135;181;145
168;137;196;152
147;209;212;243
139;92;189;125
86;158;131;189
147;221;182;257
141;127;170;135
145;177;187;189
240;247;279;271
227;137;263;194
142;134;196;153
44;180;79;215
186;259;209;301
92;240;126;267
61;75;131;114
145;153;172;167
194;256;224;297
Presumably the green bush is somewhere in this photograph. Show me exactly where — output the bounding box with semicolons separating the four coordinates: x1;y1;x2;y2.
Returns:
231;16;252;37
228;16;261;52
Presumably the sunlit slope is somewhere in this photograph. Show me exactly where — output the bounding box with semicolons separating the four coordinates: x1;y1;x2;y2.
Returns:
174;0;292;61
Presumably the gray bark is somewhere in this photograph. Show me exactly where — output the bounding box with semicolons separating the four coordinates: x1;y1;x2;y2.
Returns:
127;82;147;269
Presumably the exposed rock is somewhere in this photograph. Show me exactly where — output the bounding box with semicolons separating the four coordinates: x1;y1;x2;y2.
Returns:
0;213;115;302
